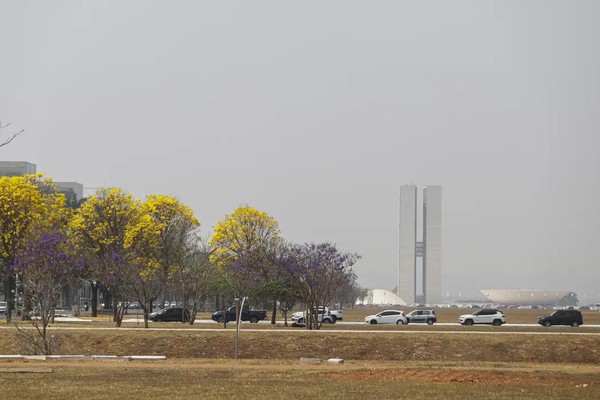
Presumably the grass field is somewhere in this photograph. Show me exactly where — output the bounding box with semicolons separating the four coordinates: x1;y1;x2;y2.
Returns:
1;359;599;399
1;307;599;399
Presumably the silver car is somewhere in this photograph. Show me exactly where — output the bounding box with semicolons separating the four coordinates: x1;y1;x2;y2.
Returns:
406;309;437;325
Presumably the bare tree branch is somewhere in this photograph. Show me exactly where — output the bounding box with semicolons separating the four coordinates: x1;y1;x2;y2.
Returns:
0;120;24;148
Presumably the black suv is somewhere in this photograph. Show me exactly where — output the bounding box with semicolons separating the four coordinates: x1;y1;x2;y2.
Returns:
538;309;583;327
149;307;190;322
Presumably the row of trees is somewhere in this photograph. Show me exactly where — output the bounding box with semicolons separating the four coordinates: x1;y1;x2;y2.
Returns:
0;174;365;335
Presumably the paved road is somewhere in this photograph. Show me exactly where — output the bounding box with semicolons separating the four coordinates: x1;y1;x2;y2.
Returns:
4;315;599;331
3;317;599;335
2;325;600;336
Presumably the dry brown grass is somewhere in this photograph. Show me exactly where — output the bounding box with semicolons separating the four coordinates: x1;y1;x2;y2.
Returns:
1;359;599;400
2;309;600;400
1;327;599;364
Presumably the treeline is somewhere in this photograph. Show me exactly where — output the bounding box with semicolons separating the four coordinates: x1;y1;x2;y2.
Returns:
0;174;367;330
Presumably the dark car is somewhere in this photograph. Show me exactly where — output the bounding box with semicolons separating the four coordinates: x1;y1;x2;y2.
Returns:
211;306;267;323
538;309;583;327
149;307;190;322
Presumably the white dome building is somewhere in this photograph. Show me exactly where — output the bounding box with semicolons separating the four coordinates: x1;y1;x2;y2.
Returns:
357;289;406;306
480;290;575;306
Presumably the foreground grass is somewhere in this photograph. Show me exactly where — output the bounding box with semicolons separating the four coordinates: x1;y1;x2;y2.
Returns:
1;359;599;400
2;316;599;399
1;329;600;364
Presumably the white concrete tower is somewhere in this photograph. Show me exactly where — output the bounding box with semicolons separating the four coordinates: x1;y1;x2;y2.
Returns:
398;185;417;304
423;186;442;304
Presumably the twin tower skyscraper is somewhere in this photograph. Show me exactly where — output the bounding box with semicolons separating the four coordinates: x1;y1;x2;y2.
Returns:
398;185;442;305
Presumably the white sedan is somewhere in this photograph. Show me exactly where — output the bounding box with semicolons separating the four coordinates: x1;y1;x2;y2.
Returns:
364;310;407;325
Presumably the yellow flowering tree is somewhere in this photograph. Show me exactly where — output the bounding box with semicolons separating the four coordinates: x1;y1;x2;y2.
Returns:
0;174;67;321
209;206;282;322
69;187;143;321
125;194;200;327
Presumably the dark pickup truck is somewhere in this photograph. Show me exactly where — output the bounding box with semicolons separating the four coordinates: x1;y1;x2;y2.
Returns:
211;306;268;323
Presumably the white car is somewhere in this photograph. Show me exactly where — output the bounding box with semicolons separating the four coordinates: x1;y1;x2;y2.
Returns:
458;308;506;326
291;307;336;326
364;310;407;325
0;301;6;314
329;309;343;321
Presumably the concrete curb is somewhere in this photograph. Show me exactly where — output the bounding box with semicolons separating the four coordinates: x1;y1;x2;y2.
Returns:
0;354;166;361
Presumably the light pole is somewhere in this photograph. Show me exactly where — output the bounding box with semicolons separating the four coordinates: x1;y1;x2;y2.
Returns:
235;296;248;359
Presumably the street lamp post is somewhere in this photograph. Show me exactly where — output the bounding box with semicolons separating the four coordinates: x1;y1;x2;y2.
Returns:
235;296;247;359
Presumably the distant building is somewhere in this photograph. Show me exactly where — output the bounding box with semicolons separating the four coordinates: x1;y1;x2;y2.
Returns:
55;181;84;205
0;161;36;176
0;161;84;205
398;185;442;304
480;289;576;306
357;289;406;306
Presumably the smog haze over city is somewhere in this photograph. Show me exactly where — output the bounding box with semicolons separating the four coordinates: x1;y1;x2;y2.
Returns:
2;1;599;303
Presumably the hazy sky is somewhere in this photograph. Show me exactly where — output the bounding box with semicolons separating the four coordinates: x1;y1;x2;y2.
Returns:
2;1;599;302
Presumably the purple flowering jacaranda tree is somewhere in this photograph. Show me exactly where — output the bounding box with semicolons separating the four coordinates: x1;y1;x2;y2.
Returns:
285;242;360;330
11;231;86;354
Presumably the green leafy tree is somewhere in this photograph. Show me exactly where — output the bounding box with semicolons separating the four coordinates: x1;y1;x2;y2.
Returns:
558;292;579;307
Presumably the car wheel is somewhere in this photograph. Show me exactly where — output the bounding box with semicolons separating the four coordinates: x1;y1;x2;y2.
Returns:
396;319;405;325
544;321;551;327
492;319;502;326
330;315;337;323
217;316;225;323
250;316;259;323
292;323;298;327
426;319;434;325
571;321;580;327
322;318;331;324
464;319;474;326
370;319;377;325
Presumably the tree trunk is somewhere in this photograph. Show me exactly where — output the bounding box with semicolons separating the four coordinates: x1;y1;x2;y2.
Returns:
143;307;149;329
271;300;277;325
22;286;33;321
4;276;15;323
90;282;98;317
112;297;118;323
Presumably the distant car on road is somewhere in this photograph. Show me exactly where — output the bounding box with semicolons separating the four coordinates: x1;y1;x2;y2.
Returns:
459;308;506;326
329;309;343;321
538;309;583;327
364;310;407;325
149;307;190;322
0;301;6;314
211;306;268;323
406;309;436;325
291;307;337;327
127;301;141;309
